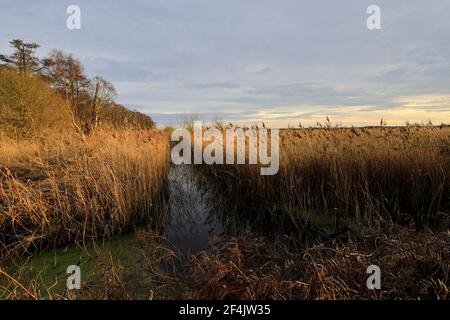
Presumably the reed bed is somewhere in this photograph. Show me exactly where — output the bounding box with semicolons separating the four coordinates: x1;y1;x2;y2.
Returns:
206;124;450;231
2;123;450;300
0;128;170;261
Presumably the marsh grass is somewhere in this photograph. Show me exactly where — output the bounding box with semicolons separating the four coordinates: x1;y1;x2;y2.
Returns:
205;124;450;232
2;123;450;300
0;128;170;261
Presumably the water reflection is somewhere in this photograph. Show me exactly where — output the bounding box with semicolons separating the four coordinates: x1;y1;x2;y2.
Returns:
166;165;224;254
164;165;302;256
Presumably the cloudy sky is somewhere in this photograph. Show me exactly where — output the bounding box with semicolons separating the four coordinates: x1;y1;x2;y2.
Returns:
1;0;449;127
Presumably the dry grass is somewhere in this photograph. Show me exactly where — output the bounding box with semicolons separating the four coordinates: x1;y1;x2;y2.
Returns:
2;225;449;300
1;123;449;300
148;227;449;300
206;124;450;230
0;128;169;261
171;123;450;300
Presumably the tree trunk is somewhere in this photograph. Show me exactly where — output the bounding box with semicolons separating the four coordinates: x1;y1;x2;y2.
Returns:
91;81;100;131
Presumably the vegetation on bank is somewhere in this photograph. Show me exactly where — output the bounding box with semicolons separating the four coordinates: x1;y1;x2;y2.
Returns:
0;39;154;139
168;124;448;300
0;129;169;261
151;227;450;300
0;40;170;262
205;124;450;232
0;67;71;137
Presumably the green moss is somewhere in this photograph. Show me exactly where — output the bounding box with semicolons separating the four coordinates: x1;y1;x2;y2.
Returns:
287;207;378;237
7;232;158;299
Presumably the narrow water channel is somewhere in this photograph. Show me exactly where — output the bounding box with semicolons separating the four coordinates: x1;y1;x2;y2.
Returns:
165;165;224;255
8;164;297;298
13;165;227;295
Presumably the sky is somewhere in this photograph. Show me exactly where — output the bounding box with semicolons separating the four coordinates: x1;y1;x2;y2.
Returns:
1;0;449;127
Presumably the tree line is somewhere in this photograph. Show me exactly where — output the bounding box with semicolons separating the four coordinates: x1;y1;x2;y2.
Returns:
0;39;155;136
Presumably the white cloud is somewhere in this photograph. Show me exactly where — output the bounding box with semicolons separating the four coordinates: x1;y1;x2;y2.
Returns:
1;0;450;126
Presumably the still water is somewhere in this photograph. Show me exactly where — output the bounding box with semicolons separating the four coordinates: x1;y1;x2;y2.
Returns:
165;165;224;254
11;165;226;296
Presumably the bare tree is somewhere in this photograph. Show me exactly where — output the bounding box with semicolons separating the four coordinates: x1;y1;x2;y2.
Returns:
41;50;92;137
42;52;116;135
41;50;90;108
88;76;116;133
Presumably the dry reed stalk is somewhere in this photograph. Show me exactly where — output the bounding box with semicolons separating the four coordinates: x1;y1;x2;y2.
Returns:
0;128;170;260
